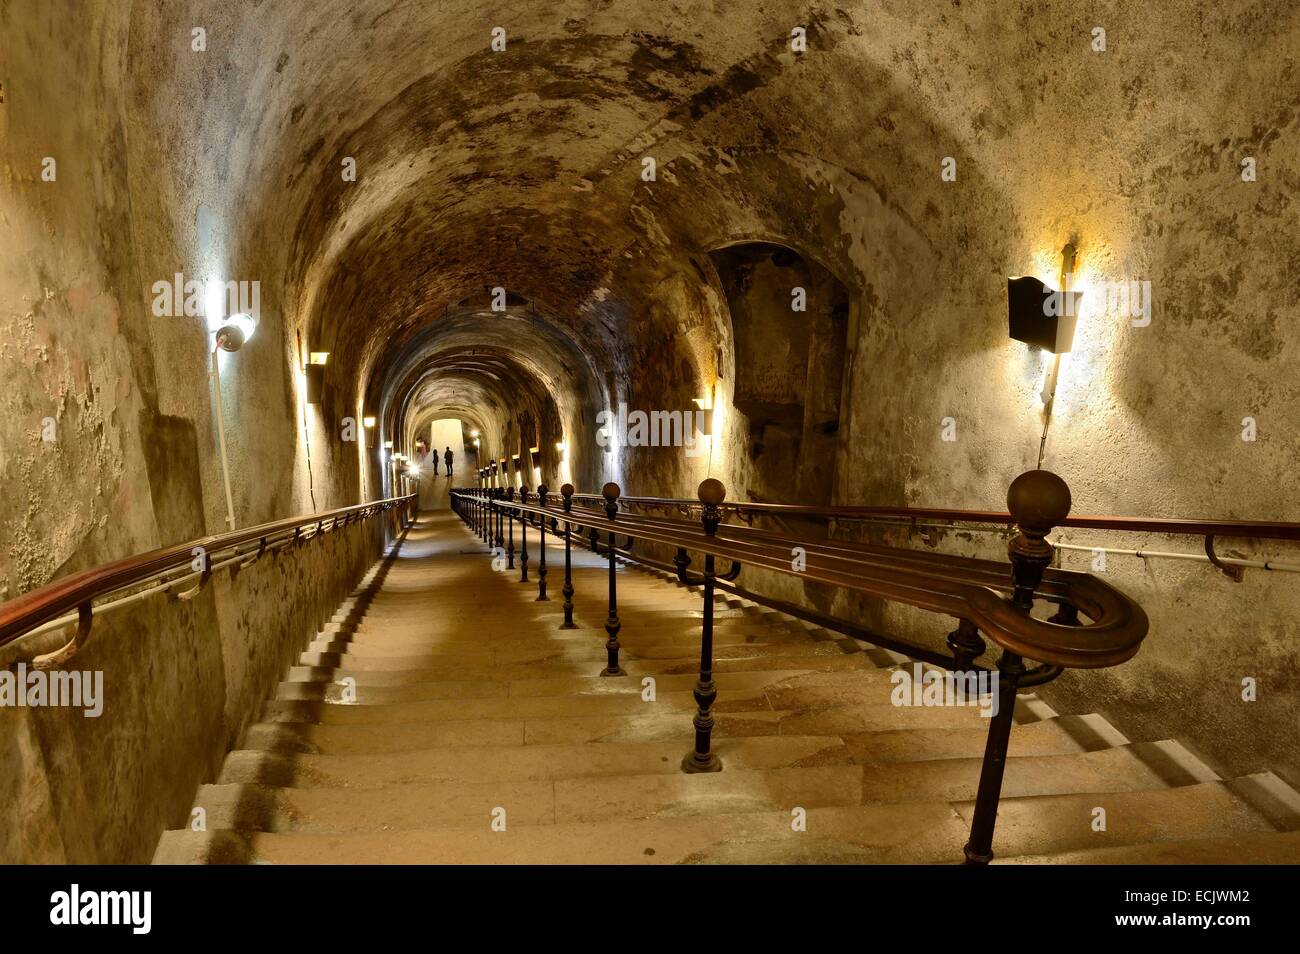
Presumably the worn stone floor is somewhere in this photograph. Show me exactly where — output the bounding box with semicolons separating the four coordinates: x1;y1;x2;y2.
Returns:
153;509;1300;864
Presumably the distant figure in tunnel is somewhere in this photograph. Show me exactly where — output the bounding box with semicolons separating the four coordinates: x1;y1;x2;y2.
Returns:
444;447;453;476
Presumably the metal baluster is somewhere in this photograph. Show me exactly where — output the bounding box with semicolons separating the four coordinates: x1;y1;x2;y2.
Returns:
600;482;625;676
964;469;1071;865
947;618;985;671
506;487;515;569
494;488;504;554
559;484;577;629
535;485;550;601
512;486;522;582
681;478;726;773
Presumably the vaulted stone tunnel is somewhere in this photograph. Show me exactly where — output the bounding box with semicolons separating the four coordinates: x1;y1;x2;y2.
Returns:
2;1;1299;870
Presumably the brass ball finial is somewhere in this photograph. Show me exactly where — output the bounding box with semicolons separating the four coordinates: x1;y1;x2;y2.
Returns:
1007;470;1071;532
698;478;726;506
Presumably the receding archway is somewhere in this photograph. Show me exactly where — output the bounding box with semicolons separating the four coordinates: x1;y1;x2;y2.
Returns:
709;241;850;506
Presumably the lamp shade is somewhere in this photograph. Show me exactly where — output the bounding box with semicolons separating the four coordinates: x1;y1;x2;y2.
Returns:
305;363;325;403
1008;276;1081;354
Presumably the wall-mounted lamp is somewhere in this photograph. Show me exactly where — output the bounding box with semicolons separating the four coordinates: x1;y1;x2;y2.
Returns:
209;313;258;530
555;441;566;454
1018;242;1083;469
692;396;715;437
305;351;329;404
383;440;393;449
216;313;257;352
1008;276;1081;354
362;416;376;428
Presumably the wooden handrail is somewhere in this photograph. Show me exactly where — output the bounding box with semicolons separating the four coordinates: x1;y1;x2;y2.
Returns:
566;492;1300;541
487;493;1146;670
453;471;1147;865
0;494;417;648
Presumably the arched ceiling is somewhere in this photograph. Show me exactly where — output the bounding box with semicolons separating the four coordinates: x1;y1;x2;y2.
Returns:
120;1;1029;496
123;4;901;435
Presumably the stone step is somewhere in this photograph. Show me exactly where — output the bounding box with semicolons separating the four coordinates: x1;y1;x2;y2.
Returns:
261;667;1050;726
197;743;1232;842
958;778;1294;859
801;714;1127;765
315;617;794;644
297;639;863;675
230;710;1116;785
187;744;1220;836
333;622;802;652
216;735;847;788
244;689;1049;753
152;803;974;864
302;636;843;664
852;739;1219;802
1000;830;1300;864
272;666;911;705
155;774;1292;865
285;649;880;685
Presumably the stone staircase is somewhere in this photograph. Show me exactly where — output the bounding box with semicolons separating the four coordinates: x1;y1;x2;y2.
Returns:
153;511;1300;864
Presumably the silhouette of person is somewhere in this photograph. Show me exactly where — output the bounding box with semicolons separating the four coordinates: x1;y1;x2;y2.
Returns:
444;446;453;476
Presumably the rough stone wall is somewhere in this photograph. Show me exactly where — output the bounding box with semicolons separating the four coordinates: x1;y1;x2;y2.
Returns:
0;3;393;862
0;3;156;601
0;517;387;864
597;3;1300;786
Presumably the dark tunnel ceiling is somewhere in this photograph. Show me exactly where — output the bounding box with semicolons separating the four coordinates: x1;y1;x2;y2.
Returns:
130;4;974;427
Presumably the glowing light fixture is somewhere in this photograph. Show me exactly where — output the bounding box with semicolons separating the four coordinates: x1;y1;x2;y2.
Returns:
692;396;715;437
1020;242;1083;469
305;350;329;404
215;313;256;352
363;416;376;428
1008;276;1081;354
209;314;258;530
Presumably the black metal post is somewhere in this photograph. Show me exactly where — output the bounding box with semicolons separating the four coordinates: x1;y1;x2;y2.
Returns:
963;469;1072;864
518;485;530;583
494;488;504;553
535;485;550;601
560;484;576;629
947;618;985;671
683;478;726;772
600;482;625;676
506;486;515;569
963;650;1025;864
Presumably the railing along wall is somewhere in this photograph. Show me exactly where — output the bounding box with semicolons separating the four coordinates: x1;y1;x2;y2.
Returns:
566;494;1300;579
0;494;418;668
451;470;1149;864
